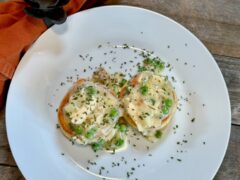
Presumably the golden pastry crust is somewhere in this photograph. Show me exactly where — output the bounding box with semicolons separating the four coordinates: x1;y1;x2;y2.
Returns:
58;79;122;145
119;72;177;136
58;79;86;139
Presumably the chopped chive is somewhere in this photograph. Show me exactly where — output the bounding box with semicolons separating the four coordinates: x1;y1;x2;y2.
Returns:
138;66;147;72
155;130;162;138
119;79;127;87
150;99;156;106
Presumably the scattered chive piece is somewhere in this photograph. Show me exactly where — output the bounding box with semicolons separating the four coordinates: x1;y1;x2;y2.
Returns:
138;66;147;72
125;86;132;95
150;99;156;106
56;124;60;129
155;130;162;138
143;58;154;65
119;79;127;87
154;60;165;70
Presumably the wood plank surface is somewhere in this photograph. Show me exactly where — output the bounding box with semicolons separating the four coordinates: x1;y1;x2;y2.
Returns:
214;55;240;125
0;166;24;180
104;0;240;58
214;125;240;180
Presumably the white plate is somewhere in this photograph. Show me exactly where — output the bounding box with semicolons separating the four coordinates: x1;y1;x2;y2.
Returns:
6;6;231;180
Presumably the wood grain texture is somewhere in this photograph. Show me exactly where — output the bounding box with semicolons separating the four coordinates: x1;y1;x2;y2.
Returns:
0;110;9;147
0;166;24;180
214;55;240;125
214;125;240;180
104;0;240;58
0;108;24;179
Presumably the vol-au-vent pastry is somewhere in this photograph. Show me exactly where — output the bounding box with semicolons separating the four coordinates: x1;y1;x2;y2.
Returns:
120;71;177;141
58;79;123;146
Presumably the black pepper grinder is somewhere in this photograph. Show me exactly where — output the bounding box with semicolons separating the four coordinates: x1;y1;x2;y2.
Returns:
24;0;70;27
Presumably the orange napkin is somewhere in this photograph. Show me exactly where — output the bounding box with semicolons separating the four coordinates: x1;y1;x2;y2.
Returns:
0;0;98;108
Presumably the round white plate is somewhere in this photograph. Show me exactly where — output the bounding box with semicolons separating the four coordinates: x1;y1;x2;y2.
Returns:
6;6;231;180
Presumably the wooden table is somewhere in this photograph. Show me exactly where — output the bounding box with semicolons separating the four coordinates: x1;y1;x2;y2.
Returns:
1;0;240;179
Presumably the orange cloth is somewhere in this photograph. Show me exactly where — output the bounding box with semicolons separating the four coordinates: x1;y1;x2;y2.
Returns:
0;0;97;108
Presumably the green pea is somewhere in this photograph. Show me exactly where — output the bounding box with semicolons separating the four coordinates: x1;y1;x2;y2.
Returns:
162;106;169;115
119;124;127;132
155;130;162;138
85;129;96;139
91;139;105;152
140;85;148;95
109;108;118;119
85;86;96;96
115;138;124;147
114;124;120;129
69;123;83;135
164;99;173;108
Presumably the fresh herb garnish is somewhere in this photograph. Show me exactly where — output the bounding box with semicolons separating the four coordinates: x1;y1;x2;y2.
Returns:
138;66;147;72
155;130;162;138
150;99;156;106
119;79;127;87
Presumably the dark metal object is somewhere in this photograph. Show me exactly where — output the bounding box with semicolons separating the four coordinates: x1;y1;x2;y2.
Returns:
24;0;70;27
